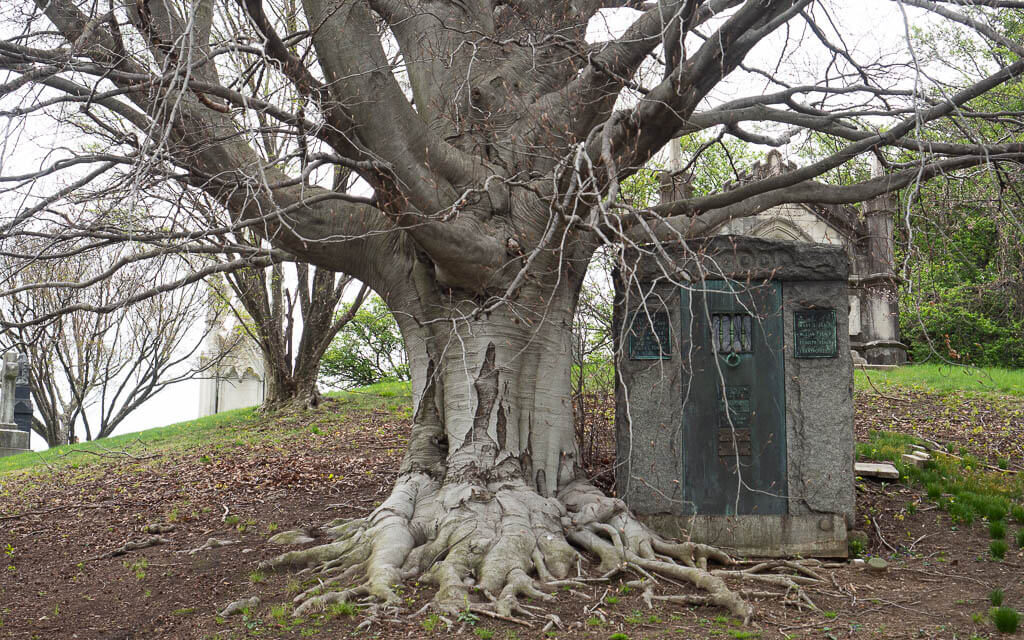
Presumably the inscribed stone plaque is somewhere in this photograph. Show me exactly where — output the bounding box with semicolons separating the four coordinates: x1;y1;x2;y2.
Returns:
794;309;837;358
629;311;671;360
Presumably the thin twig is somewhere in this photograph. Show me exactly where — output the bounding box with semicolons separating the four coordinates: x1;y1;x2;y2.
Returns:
872;516;898;554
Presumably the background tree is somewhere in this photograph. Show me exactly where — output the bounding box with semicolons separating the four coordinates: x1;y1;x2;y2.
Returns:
216;250;369;411
4;0;1024;620
319;294;409;389
0;244;213;446
570;250;615;471
896;11;1024;367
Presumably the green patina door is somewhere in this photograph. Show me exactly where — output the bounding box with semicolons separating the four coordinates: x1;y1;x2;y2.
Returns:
680;280;787;516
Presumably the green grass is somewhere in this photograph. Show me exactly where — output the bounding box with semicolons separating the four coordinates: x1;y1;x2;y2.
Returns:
1011;505;1024;524
992;607;1020;633
990;520;1007;540
990;540;1008;560
855;364;1024;397
326;601;358;618
990;589;1005;607
857;430;1024;532
0;381;413;475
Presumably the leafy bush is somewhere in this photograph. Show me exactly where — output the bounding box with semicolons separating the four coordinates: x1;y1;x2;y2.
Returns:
990;540;1009;560
320;296;409;389
901;285;1024;369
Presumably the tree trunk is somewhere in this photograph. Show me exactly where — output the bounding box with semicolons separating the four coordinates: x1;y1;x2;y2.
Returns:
262;356;321;412
264;276;751;621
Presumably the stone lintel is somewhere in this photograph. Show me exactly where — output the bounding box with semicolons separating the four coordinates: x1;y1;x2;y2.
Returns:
628;235;848;284
638;513;848;558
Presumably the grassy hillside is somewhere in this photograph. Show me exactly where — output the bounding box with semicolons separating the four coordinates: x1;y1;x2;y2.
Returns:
0;381;412;475
856;363;1023;397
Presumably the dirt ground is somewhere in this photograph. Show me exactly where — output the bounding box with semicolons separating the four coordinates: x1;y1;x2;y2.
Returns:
1;388;1023;640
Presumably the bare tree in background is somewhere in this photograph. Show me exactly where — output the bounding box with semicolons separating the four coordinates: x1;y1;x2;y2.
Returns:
217;252;369;411
3;0;1024;619
0;244;214;446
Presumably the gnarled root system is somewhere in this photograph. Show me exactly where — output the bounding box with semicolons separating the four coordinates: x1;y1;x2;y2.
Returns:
257;471;830;626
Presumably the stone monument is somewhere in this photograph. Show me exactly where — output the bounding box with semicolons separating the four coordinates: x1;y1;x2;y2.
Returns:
0;350;32;457
614;236;854;557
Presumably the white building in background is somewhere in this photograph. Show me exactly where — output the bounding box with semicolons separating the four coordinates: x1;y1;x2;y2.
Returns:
196;306;266;417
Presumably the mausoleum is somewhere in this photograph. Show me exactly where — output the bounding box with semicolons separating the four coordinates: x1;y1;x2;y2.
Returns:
614;236;854;557
196;307;266;418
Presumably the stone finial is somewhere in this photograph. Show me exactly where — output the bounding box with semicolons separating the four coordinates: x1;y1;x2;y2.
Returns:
723;149;797;192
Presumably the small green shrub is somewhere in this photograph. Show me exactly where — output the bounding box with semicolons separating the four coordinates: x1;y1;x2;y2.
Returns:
990;540;1009;560
421;613;440;632
848;539;865;558
926;483;943;500
604;596;619;605
609;634;630;640
990;589;1005;607
270;604;290;624
473;628;494;639
990;520;1007;540
327;601;358;618
1011;505;1024;524
987;503;1008;522
992;607;1020;633
950;502;976;525
1016;529;1024;548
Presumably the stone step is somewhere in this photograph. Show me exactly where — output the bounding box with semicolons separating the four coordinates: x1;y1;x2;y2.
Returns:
901;452;930;468
855;462;900;480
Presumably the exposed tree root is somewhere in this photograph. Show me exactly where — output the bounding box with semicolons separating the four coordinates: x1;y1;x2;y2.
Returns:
253;469;831;625
94;535;171;560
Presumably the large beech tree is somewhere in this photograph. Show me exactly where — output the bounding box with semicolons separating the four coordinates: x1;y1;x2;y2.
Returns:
3;0;1024;621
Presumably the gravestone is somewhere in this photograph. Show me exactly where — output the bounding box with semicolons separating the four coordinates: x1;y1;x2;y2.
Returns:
614;236;854;557
13;353;33;433
0;350;31;457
